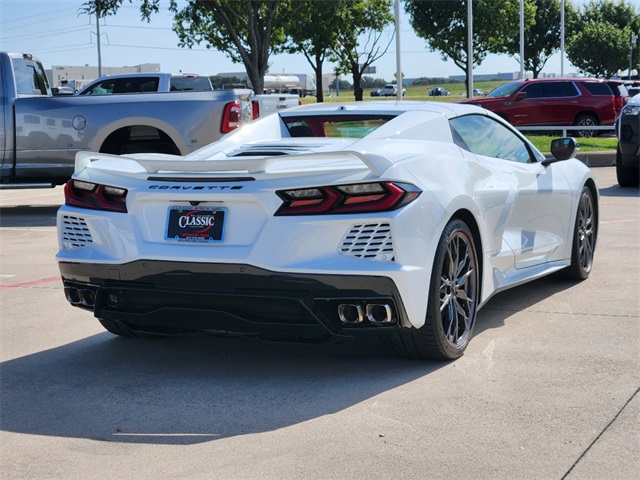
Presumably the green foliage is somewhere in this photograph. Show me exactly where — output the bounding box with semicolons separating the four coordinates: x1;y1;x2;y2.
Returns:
361;76;389;88
330;0;394;101
567;0;640;78
404;0;530;85
411;77;462;86
285;0;346;101
503;0;579;78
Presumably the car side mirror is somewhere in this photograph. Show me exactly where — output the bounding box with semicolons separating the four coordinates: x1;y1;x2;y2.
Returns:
543;138;579;165
515;91;527;102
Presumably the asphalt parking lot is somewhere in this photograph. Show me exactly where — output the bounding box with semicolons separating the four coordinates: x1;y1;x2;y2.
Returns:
0;166;638;480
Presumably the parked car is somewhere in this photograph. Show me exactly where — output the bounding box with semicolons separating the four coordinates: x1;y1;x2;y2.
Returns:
57;101;598;360
473;89;484;96
381;84;406;96
370;89;383;97
615;93;640;187
605;80;630;117
458;78;618;137
429;87;450;96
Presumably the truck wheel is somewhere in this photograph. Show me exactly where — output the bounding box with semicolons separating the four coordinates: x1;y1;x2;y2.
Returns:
616;146;639;187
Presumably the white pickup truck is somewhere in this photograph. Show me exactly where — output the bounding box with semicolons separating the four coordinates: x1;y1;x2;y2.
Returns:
76;71;300;119
76;73;213;95
0;53;253;188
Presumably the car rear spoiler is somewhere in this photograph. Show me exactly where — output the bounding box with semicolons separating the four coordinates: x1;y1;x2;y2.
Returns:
74;149;394;178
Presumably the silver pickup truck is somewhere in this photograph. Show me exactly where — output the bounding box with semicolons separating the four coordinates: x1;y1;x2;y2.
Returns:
0;52;252;188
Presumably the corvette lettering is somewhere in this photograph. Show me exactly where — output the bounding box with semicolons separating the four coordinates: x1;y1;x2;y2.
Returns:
149;185;243;190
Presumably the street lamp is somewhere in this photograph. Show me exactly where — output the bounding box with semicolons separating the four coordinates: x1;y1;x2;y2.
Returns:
630;35;638;81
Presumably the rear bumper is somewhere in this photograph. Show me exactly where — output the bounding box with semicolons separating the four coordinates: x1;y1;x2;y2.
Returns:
59;260;411;340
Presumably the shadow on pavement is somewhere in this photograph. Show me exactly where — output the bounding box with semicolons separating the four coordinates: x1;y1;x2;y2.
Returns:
598;185;639;198
0;273;579;446
0;205;59;227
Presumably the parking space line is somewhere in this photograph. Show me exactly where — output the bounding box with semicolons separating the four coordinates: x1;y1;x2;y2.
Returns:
600;219;640;225
0;276;60;291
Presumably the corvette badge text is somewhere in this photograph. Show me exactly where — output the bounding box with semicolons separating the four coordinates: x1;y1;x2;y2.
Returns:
149;185;243;191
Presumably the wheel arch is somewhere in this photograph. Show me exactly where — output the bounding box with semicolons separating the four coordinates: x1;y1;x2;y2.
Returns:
573;111;600;125
99;125;181;156
88;117;187;155
450;208;484;300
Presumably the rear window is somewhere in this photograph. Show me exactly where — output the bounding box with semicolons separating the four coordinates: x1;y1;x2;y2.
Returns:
80;77;159;95
544;82;579;98
283;115;396;138
13;57;49;96
170;76;213;91
582;82;613;96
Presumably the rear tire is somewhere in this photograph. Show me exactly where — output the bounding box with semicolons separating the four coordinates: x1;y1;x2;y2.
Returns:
574;114;598;138
561;186;597;280
386;219;479;360
616;146;639;187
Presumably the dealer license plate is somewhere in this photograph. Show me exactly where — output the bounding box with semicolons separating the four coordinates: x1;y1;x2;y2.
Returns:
165;206;226;243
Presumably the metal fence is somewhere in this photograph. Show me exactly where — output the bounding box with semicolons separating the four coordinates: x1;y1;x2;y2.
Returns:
515;125;616;137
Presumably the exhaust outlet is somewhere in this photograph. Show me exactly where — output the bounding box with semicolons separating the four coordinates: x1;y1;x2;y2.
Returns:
78;289;96;307
366;304;393;324
64;287;80;304
338;304;364;324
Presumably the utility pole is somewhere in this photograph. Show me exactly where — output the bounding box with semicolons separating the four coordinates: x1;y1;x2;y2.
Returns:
630;35;638;81
560;0;565;77
394;0;402;101
467;0;473;98
519;0;525;80
96;10;102;77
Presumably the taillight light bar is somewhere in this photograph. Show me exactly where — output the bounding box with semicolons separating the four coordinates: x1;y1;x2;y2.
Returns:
251;100;260;120
275;182;421;216
221;100;242;133
64;179;128;213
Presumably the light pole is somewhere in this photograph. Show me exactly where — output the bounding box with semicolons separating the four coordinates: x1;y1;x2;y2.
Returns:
630;35;638;81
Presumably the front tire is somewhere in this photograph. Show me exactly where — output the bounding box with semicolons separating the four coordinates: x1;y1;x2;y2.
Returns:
386;219;479;360
561;186;597;280
616;146;639;187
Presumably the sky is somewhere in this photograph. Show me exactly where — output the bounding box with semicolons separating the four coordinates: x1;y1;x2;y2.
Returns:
1;0;589;84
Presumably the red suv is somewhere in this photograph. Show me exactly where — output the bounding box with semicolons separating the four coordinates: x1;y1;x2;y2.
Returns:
458;78;618;135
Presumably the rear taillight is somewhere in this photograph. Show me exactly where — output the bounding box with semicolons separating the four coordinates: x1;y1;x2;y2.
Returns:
275;182;421;216
64;179;128;213
251;100;259;120
221;100;242;133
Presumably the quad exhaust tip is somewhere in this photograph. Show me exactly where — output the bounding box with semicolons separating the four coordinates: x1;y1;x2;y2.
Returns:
338;303;394;324
64;286;96;308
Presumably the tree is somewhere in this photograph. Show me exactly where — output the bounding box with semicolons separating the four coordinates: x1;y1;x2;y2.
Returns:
330;0;394;101
405;0;533;92
82;1;307;95
567;0;640;77
503;0;578;79
285;0;345;102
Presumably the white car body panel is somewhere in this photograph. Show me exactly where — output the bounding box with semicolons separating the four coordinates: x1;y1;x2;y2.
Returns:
57;101;597;338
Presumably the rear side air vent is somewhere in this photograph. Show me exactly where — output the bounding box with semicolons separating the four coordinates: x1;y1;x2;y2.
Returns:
339;223;394;261
61;215;93;248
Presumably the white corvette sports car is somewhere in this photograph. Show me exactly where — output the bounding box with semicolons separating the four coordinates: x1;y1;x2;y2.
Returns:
57;102;598;360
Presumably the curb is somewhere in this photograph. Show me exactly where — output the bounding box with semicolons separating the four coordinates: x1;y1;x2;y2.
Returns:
543;151;616;167
576;151;616;167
